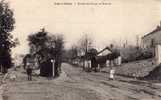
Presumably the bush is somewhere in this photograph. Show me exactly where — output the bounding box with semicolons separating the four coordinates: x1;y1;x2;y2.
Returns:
121;46;153;63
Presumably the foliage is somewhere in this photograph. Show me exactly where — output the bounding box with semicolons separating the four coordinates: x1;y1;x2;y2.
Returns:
27;28;64;76
86;48;98;59
28;29;49;61
121;46;153;63
78;34;93;55
0;1;17;73
68;45;79;59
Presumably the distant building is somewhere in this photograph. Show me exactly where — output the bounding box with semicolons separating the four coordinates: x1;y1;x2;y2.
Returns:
142;22;161;49
97;48;111;56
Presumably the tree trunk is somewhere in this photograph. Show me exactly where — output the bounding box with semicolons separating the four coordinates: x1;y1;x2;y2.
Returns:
2;66;7;74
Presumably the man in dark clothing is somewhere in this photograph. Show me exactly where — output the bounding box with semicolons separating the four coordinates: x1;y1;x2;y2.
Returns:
26;62;32;81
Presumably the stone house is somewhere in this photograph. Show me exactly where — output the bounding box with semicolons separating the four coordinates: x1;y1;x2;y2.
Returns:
142;22;161;49
141;22;161;56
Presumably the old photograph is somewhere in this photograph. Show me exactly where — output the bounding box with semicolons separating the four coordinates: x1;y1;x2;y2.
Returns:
0;0;161;100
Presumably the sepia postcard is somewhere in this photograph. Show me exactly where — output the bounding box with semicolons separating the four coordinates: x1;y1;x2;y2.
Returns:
0;0;161;100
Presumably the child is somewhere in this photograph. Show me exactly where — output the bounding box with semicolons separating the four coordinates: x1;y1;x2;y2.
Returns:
109;67;115;80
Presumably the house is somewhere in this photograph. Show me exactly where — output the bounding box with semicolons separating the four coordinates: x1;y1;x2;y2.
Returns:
142;22;161;49
142;22;161;57
86;47;115;69
96;47;111;67
78;48;97;70
77;46;121;71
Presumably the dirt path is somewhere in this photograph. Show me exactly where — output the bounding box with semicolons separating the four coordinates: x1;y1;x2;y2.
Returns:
2;63;161;100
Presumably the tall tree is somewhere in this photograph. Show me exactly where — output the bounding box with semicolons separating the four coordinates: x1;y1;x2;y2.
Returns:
53;34;64;75
0;1;17;73
69;45;79;59
28;28;64;77
79;34;93;56
28;28;49;62
78;34;94;69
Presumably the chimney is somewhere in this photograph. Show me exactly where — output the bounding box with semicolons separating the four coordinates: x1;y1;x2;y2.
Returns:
157;21;161;29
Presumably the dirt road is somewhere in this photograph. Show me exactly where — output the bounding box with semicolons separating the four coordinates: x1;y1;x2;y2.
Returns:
2;63;161;100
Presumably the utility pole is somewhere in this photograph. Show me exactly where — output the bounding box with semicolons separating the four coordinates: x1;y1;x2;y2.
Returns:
136;35;140;48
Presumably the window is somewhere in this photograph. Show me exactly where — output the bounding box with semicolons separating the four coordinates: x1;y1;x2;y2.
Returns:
151;38;155;47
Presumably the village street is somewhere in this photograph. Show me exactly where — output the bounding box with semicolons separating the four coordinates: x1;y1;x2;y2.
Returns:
2;63;161;100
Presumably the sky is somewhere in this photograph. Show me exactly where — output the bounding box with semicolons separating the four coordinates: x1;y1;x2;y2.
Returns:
4;0;161;56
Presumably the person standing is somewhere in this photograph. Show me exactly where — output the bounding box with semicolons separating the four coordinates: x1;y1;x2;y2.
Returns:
23;54;33;81
26;62;32;81
109;67;115;80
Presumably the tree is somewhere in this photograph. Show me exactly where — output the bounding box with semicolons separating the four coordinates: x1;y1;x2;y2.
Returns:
28;28;64;77
78;34;94;69
135;35;141;50
0;1;17;73
52;34;64;76
79;34;93;56
28;28;49;62
70;45;78;58
65;44;79;64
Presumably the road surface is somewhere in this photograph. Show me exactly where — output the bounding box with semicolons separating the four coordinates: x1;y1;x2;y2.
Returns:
2;63;161;100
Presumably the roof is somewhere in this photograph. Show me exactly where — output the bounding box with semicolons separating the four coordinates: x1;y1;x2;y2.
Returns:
142;26;161;39
97;47;111;55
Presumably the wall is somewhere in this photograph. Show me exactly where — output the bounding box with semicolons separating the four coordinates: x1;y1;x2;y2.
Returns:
155;44;161;65
142;30;161;49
